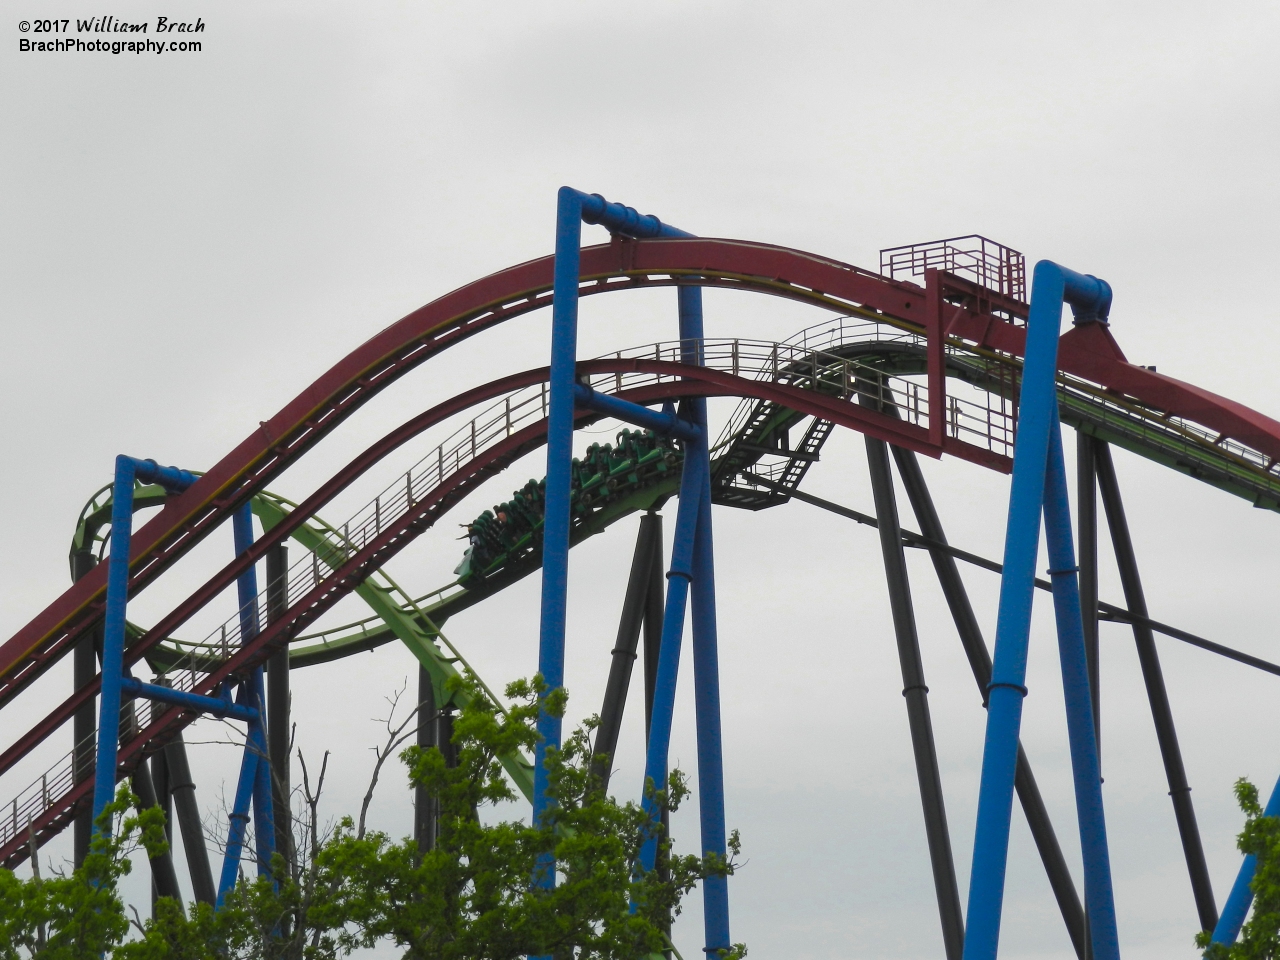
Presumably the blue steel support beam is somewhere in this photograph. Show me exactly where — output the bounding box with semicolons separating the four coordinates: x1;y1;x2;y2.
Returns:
571;383;701;442
962;261;1112;960
679;284;732;953
217;690;259;909
231;504;276;879
638;447;705;872
534;186;586;838
92;456;195;832
539;191;703;956
1212;772;1280;945
1044;421;1120;960
232;503;262;652
537;187;694;833
579;192;693;239
250;668;277;878
691;463;730;951
119;677;259;722
207;726;276;899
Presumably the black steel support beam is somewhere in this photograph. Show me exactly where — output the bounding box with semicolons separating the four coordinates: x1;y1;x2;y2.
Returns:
415;663;466;851
149;746;173;915
414;665;437;855
593;513;663;791
130;743;182;905
890;445;1088;960
152;749;172;842
863;426;965;960
70;549;97;868
439;708;457;770
643;515;665;739
1095;442;1218;933
1078;433;1101;760
742;470;1280;678
165;732;216;905
266;543;294;874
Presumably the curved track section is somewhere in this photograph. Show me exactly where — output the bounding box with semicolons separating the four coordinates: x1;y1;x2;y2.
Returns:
0;354;987;860
6;238;1279;712
3;240;1280;876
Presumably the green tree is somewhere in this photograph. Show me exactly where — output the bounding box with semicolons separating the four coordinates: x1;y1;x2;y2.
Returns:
0;785;168;958
1196;778;1280;959
302;675;744;959
2;675;745;958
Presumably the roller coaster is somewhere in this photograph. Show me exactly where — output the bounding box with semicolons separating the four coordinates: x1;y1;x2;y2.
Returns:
2;189;1279;958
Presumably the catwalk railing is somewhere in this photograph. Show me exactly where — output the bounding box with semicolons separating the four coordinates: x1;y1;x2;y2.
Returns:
6;320;1280;857
723;316;1280;508
159;333;1023;675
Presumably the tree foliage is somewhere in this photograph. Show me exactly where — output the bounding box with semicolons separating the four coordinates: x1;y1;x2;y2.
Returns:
0;786;168;959
1196;778;1280;959
0;676;745;959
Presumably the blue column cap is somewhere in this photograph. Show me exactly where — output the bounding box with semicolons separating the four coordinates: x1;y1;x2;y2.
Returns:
121;455;196;493
568;188;694;239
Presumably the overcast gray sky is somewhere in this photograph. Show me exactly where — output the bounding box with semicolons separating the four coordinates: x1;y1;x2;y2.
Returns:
3;1;1280;957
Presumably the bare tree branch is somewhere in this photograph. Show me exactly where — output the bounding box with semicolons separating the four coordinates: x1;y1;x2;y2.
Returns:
298;748;329;877
357;682;429;839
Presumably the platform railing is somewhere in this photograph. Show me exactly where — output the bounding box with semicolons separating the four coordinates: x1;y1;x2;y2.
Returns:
880;235;1027;303
783;314;1280;485
0;746;72;851
77;336;948;716
1;721;122;852
9;325;1280;847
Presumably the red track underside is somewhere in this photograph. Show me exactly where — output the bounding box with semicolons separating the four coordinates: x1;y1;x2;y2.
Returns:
2;237;1278;864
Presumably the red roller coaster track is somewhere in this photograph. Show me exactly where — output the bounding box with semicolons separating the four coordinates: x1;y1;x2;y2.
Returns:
3;236;1279;865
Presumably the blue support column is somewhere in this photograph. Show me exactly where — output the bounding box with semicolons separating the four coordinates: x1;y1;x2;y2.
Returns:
217;504;277;905
231;504;275;879
678;284;732;952
91;457;140;831
231;503;262;647
1043;421;1120;960
537;186;694;831
691;444;730;948
534;185;586;838
638;448;705;872
963;262;1112;960
217;707;259;909
93;457;194;833
536;190;704;953
1212;771;1280;945
250;668;277;877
